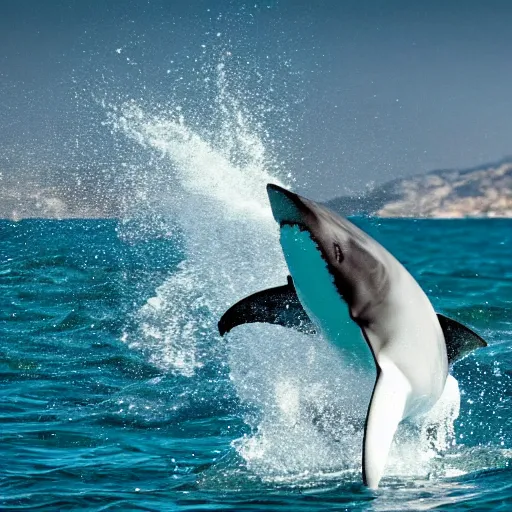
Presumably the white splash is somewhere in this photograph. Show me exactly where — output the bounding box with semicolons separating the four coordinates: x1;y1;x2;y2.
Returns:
106;61;288;375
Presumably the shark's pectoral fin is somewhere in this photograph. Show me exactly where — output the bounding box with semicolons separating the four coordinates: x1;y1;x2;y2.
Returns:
363;360;410;489
437;314;487;365
218;276;316;336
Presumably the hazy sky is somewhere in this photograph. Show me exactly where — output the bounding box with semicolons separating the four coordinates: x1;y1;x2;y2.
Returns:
1;0;511;199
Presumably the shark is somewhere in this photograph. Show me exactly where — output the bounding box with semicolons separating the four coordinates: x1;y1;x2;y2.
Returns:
218;184;487;488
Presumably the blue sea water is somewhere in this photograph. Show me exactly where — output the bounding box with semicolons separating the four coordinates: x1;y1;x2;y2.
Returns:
1;217;511;511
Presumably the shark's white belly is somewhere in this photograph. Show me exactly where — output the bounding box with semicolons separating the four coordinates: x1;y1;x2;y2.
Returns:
361;261;449;417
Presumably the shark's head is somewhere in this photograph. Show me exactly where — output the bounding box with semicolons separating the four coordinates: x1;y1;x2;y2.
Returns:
266;183;391;323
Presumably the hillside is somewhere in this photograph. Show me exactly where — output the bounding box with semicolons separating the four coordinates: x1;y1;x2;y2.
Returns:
327;160;512;218
0;181;119;220
1;160;511;219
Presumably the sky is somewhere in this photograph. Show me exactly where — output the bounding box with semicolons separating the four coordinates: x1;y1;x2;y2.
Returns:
1;0;511;199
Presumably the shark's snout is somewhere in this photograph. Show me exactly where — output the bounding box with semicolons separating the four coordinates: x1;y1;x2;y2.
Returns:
266;183;306;226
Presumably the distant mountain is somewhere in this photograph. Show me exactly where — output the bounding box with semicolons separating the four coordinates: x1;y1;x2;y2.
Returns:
1;160;511;219
0;181;119;220
326;160;512;218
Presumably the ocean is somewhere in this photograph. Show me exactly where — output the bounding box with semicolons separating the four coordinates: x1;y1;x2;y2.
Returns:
2;70;512;510
1;216;511;511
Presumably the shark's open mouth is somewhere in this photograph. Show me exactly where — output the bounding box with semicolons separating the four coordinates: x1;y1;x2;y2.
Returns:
267;183;305;227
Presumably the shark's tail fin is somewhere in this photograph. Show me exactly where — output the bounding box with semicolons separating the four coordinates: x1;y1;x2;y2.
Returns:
363;359;410;489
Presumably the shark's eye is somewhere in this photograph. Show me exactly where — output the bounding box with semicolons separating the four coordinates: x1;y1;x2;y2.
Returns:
333;243;344;263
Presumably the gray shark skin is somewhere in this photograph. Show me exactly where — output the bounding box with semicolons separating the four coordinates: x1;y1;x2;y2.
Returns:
219;183;487;489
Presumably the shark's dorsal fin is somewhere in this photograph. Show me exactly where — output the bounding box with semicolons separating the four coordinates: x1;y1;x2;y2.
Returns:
218;276;316;336
437;313;487;365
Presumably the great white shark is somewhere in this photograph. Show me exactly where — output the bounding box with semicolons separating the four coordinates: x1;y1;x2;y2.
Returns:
218;183;487;489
